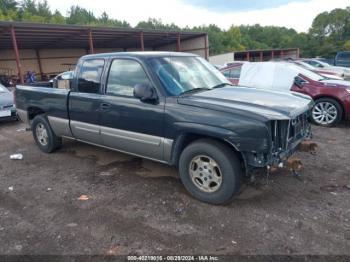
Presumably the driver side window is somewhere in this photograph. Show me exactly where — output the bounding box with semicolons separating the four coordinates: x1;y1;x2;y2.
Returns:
106;59;151;97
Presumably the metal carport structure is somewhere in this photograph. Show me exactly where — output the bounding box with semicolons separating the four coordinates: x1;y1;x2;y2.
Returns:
0;21;208;83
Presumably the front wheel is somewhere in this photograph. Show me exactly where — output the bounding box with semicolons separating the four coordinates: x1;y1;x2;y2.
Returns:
311;98;343;127
32;115;62;153
179;139;242;205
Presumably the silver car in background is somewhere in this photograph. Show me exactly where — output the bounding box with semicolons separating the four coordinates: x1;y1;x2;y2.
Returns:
0;84;17;121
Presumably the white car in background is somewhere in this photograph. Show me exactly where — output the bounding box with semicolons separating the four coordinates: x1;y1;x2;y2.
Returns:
293;60;344;80
302;59;350;80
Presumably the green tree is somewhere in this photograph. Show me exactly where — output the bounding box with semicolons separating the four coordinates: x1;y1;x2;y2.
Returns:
136;18;180;30
50;10;65;24
309;7;350;57
223;25;245;51
66;6;96;25
0;1;349;58
0;0;17;15
343;40;350;50
97;11;130;27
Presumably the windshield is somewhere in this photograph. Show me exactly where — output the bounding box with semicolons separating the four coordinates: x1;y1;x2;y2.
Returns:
148;56;230;96
291;64;326;81
315;60;330;67
295;61;315;70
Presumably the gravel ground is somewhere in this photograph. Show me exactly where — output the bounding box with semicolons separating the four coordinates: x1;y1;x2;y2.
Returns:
0;120;349;256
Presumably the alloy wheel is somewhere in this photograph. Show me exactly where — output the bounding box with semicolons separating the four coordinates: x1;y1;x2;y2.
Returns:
36;123;49;146
312;102;338;125
188;155;222;193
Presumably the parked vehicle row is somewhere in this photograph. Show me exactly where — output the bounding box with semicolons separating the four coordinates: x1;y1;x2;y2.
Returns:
220;61;350;127
16;52;313;204
310;52;350;69
300;58;350;80
292;60;344;80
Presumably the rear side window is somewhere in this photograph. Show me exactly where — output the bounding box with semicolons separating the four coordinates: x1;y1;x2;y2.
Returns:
106;59;151;97
78;59;105;93
222;69;231;78
231;67;241;78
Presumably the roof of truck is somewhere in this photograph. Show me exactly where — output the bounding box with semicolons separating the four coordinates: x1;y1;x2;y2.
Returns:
81;51;199;60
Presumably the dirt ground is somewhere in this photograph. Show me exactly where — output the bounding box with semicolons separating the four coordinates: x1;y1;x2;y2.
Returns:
0;120;349;256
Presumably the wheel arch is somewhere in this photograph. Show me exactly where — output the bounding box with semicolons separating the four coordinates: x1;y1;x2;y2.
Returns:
27;106;46;122
170;132;247;175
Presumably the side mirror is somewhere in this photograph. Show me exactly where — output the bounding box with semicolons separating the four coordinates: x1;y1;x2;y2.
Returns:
294;76;305;89
134;83;157;102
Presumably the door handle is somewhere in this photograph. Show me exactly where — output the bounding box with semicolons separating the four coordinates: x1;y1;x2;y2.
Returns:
100;103;111;111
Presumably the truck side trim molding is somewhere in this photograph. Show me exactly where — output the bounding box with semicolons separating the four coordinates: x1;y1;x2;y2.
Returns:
71;121;99;134
61;136;170;165
48;116;72;137
101;126;162;146
70;120;173;163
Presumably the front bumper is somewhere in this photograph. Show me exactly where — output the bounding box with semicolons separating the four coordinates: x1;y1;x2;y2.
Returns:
0;107;17;121
244;136;305;168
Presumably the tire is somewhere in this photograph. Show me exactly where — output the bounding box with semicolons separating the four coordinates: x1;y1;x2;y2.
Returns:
311;98;343;127
32;114;62;153
178;139;242;205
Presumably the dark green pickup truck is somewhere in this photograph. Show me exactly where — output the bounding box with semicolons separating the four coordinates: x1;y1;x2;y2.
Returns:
16;52;314;204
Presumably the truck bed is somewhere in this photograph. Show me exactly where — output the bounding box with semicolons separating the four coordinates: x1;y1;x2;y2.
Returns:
15;85;70;121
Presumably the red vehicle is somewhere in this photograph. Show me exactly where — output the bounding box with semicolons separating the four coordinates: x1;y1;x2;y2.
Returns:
221;62;350;127
220;62;245;85
291;72;350;126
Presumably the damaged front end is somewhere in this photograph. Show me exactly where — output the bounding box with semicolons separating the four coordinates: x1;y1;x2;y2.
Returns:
268;111;312;165
244;111;313;171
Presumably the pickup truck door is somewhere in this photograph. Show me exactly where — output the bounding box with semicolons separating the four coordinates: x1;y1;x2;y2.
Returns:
99;58;166;161
69;59;105;144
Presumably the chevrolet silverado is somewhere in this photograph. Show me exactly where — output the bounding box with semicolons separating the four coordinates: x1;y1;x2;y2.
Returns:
16;52;313;204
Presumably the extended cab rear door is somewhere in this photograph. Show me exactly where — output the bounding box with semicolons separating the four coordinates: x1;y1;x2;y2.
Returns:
69;58;105;144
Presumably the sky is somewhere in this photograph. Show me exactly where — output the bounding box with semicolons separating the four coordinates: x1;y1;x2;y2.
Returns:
46;0;350;32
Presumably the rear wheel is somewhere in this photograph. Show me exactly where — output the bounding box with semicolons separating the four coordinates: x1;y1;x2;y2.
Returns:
311;98;343;127
179;139;242;205
32;115;62;153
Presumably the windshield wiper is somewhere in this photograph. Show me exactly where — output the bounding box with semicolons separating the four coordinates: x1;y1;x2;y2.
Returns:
211;83;232;89
179;83;232;96
180;87;211;96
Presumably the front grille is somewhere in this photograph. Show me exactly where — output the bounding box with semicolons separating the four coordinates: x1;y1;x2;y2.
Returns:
271;112;310;154
288;112;309;142
271;119;289;152
2;105;13;109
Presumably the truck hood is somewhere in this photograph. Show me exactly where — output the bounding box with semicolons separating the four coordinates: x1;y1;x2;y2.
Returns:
178;86;313;120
